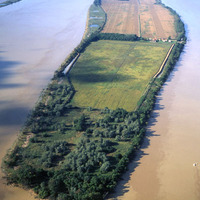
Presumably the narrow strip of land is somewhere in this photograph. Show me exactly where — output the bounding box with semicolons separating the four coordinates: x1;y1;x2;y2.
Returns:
153;43;175;78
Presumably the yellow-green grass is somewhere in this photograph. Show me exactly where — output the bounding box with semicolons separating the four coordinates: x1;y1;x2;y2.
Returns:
69;40;171;111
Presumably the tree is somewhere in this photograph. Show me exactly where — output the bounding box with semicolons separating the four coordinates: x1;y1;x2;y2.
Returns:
74;114;86;131
100;161;110;173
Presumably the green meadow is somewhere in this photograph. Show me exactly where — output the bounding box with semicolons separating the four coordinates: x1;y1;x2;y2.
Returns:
69;40;171;111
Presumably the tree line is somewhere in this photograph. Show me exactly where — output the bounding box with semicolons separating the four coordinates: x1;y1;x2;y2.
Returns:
96;33;140;41
94;0;101;6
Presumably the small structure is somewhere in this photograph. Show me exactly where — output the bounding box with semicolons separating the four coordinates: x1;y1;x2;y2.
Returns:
193;163;198;167
162;39;167;42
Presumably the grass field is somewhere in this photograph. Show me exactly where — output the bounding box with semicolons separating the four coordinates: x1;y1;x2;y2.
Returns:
101;0;177;39
69;40;171;111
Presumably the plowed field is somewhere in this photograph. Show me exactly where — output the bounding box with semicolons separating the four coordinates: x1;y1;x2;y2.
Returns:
101;0;140;35
102;0;177;39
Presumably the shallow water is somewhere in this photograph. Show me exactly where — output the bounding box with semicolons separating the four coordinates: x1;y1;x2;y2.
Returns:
0;0;93;199
90;24;99;27
108;0;200;199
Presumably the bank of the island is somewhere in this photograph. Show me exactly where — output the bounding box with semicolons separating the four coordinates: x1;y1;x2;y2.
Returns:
0;0;21;7
2;0;186;199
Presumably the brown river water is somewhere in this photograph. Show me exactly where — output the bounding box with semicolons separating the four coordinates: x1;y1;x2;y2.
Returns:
0;0;93;199
108;0;200;199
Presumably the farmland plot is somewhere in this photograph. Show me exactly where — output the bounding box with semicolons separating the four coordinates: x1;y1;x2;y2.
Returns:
101;0;140;35
69;40;171;111
102;0;177;39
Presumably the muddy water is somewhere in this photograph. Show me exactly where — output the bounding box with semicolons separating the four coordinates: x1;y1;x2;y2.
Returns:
0;0;93;199
108;0;200;200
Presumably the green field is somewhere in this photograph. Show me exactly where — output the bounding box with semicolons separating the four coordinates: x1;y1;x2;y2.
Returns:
69;40;171;111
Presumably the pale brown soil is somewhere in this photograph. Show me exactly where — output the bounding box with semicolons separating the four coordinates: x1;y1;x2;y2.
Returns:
102;0;176;39
22;134;33;148
140;4;157;38
154;4;177;38
102;0;139;35
139;0;155;4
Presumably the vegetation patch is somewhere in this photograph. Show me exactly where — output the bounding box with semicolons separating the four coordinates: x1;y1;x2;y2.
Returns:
86;3;106;36
70;40;171;111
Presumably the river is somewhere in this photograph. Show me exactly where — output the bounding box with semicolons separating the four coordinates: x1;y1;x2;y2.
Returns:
0;0;93;199
108;0;200;199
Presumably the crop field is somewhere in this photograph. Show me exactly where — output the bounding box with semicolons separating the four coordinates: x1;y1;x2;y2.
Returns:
101;0;140;35
101;0;177;39
139;2;177;39
69;40;171;111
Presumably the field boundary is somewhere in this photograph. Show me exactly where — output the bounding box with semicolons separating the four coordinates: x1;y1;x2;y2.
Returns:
137;43;175;110
63;53;80;75
138;14;141;37
153;43;175;78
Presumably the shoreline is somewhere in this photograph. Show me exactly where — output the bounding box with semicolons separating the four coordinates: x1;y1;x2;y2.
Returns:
0;0;21;7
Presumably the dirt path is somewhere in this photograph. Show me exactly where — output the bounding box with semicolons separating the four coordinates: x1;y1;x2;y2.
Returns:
153;43;175;78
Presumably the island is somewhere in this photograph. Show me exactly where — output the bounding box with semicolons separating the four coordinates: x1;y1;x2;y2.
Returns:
2;0;186;199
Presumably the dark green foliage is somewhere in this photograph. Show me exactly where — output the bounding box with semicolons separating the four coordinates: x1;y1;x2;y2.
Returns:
97;33;140;41
155;0;161;4
37;182;50;199
3;146;20;167
95;108;140;140
37;141;70;168
63;138;111;173
26;83;74;133
7;165;47;187
0;0;21;8
94;0;101;6
74;115;87;131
